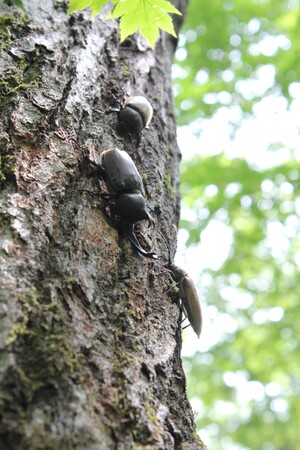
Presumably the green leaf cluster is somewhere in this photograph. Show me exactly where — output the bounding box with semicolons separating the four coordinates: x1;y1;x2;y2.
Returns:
68;0;107;17
68;0;181;47
2;0;25;11
7;0;182;47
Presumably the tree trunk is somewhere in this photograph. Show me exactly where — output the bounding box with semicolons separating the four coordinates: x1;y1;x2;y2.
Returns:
0;1;205;448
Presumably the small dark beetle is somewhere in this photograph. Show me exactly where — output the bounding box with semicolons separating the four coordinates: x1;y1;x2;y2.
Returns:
108;95;153;135
169;264;203;338
99;148;158;258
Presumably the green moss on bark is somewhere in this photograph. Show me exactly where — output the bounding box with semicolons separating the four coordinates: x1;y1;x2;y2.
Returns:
164;172;175;200
0;11;43;107
0;287;80;449
0;131;16;185
0;11;31;51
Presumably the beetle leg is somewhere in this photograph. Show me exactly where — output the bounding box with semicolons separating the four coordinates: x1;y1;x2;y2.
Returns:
162;277;179;296
136;133;141;148
105;106;121;115
147;213;155;228
80;189;112;201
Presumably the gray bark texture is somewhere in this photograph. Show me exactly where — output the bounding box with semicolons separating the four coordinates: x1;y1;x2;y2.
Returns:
0;1;205;449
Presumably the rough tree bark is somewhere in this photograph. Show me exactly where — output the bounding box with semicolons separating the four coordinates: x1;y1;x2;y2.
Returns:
0;1;205;449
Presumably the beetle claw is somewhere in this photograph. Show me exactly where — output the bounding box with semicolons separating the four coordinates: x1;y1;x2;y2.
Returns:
99;192;112;200
121;224;159;259
147;214;155;228
105;106;121;115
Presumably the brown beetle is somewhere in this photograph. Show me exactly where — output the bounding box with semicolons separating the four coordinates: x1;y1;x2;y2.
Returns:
169;263;203;338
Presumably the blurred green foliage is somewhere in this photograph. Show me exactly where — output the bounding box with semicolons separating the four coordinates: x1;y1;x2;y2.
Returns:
174;0;300;125
174;1;300;449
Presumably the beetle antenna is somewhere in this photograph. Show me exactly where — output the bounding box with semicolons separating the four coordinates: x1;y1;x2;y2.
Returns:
156;229;173;266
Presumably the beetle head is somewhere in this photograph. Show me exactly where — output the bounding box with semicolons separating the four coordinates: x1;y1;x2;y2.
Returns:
118;95;153;134
115;193;154;226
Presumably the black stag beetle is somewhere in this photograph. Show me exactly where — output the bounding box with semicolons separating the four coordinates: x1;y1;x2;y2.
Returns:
94;148;159;259
159;231;203;338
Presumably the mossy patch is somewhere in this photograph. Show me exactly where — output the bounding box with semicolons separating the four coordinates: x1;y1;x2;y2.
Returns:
0;49;42;107
6;286;78;382
164;172;175;200
122;64;131;78
0;11;31;51
0;286;79;448
144;394;159;427
0;131;16;186
0;11;43;107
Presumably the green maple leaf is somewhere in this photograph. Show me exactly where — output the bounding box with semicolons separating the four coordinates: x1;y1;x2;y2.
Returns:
68;0;107;17
106;0;182;47
7;0;26;11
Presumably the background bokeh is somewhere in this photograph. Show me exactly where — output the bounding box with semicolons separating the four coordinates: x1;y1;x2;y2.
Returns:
172;1;300;449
